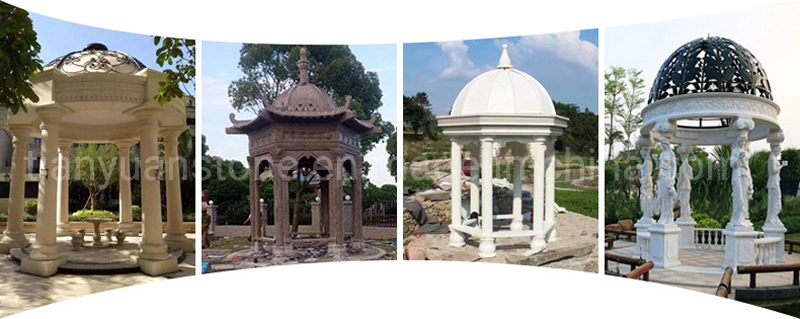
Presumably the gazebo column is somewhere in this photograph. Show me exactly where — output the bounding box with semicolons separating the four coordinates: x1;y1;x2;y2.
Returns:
351;156;364;251
328;161;346;258
272;164;289;258
0;126;32;253
115;139;137;236
510;155;524;231
763;131;787;264
478;138;496;258
634;135;654;259
529;138;547;254
649;124;681;268
723;118;758;270
469;146;479;220
134;108;177;276
162;129;192;252
320;180;329;236
676;143;696;250
248;156;263;255
544;137;557;242
21;107;67;277
55;140;73;236
449;141;465;247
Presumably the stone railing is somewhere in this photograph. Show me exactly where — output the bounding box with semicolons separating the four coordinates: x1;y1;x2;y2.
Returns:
754;237;782;265
694;228;726;251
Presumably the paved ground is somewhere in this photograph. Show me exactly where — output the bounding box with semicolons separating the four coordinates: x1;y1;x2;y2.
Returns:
0;234;196;318
607;240;800;295
406;211;599;272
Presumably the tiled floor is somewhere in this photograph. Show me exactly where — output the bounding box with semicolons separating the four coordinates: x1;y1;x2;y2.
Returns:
0;234;196;318
607;240;800;294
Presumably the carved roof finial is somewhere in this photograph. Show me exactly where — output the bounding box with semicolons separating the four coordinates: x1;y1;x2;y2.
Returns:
298;47;310;84
497;44;513;69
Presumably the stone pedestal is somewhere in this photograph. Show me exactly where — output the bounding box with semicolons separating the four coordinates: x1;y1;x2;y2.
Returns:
20;243;68;277
649;223;681;268
762;224;787;264
722;225;758;271
478;237;496;258
327;242;347;259
633;220;651;259
139;254;179;276
676;219;696;250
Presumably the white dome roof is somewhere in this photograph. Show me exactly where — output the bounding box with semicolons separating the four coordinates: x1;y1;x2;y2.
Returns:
450;45;556;116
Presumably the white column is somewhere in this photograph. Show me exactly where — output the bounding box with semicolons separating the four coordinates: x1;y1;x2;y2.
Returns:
478;138;496;258
763;130;787;264
544;137;557;242
469;146;479;218
55;140;73;236
649;124;681;268
162;128;192;252
634;135;654;259
134;108;177;276
21;107;66;277
529;138;547;254
115;139;137;236
449;141;465;247
0;126;32;253
676;143;696;249
723;118;757;270
510;156;523;231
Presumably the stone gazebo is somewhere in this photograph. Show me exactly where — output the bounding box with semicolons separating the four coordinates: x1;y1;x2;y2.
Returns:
438;45;568;258
0;43;191;277
635;36;786;270
227;48;381;259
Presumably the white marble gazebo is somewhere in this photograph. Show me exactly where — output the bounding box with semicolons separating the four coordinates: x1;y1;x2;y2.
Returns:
0;43;192;277
438;45;568;258
635;36;787;271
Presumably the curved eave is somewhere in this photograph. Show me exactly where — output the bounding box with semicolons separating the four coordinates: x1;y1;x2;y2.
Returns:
342;113;381;135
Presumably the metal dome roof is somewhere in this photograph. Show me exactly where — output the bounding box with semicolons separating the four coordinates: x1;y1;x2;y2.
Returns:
44;43;146;75
449;44;556;116
648;36;772;104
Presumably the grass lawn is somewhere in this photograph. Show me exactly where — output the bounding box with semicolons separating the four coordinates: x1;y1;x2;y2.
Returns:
556;189;598;219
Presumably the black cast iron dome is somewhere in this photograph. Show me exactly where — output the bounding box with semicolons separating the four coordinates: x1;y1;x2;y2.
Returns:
44;42;146;75
648;36;772;104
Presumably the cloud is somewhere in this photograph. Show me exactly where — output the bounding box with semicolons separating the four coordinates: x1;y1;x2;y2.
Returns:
436;41;485;79
508;31;598;72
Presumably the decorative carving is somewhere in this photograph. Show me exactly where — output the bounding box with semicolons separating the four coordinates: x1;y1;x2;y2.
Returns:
766;131;786;227
656;135;677;225
676;143;694;222
47;43;145;75
649;36;772;104
730;130;754;227
643;96;778;124
638;135;656;224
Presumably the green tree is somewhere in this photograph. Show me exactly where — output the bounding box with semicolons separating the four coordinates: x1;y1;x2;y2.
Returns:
605;66;626;160
153;36;195;105
0;4;43;114
403;92;439;139
619;68;645;157
553;101;598;158
71;144;120;211
386;129;397;178
227;44;392;155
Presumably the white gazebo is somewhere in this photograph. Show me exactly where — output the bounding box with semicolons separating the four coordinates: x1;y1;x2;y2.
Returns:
635;36;787;270
0;43;192;277
438;45;568;258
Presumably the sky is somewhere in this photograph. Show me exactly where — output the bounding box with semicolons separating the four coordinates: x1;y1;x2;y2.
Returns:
403;29;599;116
605;1;800;157
28;12;194;96
201;42;398;187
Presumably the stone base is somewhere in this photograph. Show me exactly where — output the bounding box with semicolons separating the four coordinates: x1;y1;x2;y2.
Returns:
633;220;652;259
327;243;347;259
138;256;178;276
723;225;758;271
524;235;547;257
676;219;696;250
165;236;195;253
0;233;28;254
761;224;787;264
20;255;67;277
448;230;466;247
478;237;496;258
649;223;681;268
350;240;365;252
56;223;74;237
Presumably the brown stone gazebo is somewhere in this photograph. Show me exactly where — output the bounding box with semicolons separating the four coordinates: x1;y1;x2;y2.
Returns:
226;48;381;259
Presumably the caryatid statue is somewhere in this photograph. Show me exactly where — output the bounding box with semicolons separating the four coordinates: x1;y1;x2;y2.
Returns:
730;118;755;227
655;122;677;225
766;131;787;226
676;143;693;221
637;135;656;223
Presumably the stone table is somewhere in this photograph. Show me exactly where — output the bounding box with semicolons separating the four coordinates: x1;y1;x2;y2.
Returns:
83;218;113;248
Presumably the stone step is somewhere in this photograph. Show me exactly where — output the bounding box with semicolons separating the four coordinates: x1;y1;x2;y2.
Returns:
508;243;595;266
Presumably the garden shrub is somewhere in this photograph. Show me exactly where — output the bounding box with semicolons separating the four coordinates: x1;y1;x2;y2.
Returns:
696;218;722;229
183;213;195;222
691;213;710;222
24;214;35;222
132;205;142;221
783;216;800;234
23;200;37;216
69;210;117;222
404;171;436;190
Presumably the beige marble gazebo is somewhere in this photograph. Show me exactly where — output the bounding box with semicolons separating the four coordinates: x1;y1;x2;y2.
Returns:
0;43;192;277
227;48;380;259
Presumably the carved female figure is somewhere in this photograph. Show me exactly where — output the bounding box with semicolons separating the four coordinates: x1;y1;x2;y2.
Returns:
730;137;750;227
638;136;655;222
766;146;786;226
656;136;677;225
